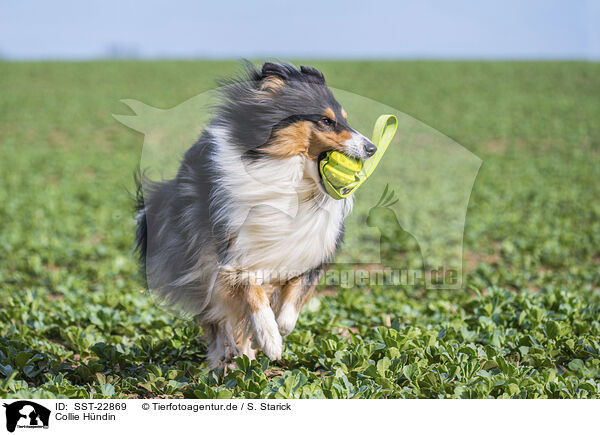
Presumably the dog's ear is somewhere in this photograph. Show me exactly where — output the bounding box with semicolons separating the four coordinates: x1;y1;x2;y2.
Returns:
300;65;326;84
260;62;288;92
261;62;289;80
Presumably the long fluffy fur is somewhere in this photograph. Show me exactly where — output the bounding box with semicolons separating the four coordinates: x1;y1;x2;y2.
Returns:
135;62;373;367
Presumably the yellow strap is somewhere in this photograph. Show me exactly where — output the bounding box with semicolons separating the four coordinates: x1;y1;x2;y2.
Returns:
362;114;398;179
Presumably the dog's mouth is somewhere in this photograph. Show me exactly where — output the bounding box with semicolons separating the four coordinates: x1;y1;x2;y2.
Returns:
315;151;329;194
317;151;328;180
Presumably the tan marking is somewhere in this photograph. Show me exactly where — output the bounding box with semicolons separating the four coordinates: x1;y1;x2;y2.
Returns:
260;121;311;158
275;277;303;313
247;284;268;313
275;270;322;316
341;108;347;119
218;267;247;301
323;108;335;120
307;128;352;159
218;267;270;314
298;274;321;310
262;117;354;160
260;76;285;92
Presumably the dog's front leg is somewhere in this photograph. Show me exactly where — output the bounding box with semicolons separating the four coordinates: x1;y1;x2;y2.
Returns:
219;267;282;361
275;275;316;337
246;279;283;361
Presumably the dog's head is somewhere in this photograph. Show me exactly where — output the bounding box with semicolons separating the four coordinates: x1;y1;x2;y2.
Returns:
217;62;376;162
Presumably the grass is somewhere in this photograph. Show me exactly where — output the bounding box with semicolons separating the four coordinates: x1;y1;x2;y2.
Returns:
0;60;599;398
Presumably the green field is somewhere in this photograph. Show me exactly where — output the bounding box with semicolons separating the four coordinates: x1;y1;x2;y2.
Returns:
1;61;599;398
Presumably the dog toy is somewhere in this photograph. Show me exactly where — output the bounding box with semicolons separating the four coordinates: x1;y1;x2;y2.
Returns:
319;114;398;200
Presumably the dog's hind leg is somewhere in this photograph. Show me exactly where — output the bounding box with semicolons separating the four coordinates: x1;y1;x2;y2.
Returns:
205;321;240;368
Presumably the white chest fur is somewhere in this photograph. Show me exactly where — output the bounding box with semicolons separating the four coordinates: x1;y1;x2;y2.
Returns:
209;127;351;281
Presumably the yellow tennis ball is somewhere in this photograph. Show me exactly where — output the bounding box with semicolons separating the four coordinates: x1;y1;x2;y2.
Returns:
318;114;398;200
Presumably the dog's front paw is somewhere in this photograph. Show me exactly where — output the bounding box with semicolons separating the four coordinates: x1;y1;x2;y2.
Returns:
261;333;283;361
276;304;298;337
251;306;283;361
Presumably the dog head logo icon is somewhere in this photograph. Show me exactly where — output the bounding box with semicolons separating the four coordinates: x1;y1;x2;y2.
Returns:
3;401;50;432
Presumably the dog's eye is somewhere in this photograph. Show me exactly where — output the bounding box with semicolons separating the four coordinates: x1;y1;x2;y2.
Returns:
319;117;334;127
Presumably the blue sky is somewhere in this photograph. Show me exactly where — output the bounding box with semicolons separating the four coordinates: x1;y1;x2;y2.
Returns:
1;0;599;60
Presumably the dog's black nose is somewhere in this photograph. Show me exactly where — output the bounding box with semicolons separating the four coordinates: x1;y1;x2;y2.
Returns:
364;141;377;157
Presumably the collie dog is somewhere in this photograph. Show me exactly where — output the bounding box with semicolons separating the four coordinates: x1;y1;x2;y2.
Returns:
135;62;376;367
